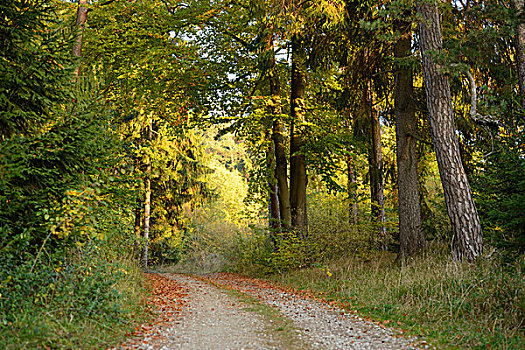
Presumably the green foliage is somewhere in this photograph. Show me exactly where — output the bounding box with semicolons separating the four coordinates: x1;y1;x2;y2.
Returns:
473;131;525;258
0;0;75;138
229;184;395;275
0;0;125;261
0;244;147;349
0;2;147;348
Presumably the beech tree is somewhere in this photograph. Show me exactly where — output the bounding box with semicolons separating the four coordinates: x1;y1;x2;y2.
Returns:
417;0;483;261
289;32;309;237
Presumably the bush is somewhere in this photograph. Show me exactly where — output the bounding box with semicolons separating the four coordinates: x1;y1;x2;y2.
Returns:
0;242;147;349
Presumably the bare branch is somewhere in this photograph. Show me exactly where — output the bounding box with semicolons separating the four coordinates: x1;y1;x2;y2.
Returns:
98;0;118;7
452;64;501;127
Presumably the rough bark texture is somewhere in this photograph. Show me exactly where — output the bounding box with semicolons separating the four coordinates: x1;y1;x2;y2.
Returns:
513;0;525;107
394;18;426;259
418;1;483;261
289;35;308;237
73;0;88;77
267;34;291;230
365;81;387;250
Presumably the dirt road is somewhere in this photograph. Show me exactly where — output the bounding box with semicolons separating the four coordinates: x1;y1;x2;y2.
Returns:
115;273;428;349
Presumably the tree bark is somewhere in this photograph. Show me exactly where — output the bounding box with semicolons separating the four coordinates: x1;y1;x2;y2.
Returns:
346;155;359;225
134;197;142;258
512;0;525;107
73;0;89;77
266;33;291;231
365;81;387;250
268;141;281;239
273;116;292;230
143;119;153;267
394;17;426;259
289;34;308;237
417;1;483;261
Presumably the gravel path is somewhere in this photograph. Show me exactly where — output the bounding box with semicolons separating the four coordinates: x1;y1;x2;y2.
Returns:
116;272;430;350
115;273;300;349
200;273;429;350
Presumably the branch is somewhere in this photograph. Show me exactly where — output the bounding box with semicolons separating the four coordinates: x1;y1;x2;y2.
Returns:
98;0;117;6
451;64;501;127
205;21;252;50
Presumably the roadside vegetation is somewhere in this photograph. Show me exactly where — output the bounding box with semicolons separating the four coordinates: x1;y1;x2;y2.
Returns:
221;185;525;349
269;251;524;349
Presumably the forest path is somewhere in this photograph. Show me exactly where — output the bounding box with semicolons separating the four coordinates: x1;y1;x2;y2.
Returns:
115;273;429;350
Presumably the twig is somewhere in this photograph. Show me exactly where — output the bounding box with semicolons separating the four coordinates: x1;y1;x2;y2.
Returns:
30;230;53;273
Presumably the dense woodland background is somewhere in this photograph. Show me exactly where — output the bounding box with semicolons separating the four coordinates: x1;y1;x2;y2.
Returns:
0;0;524;348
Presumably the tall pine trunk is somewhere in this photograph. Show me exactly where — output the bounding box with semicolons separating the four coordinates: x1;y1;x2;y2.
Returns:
418;1;483;261
365;81;387;250
289;35;308;237
394;17;426;259
512;0;525;106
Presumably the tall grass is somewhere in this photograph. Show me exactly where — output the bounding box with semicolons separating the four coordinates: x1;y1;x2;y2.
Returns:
268;248;524;349
0;245;149;349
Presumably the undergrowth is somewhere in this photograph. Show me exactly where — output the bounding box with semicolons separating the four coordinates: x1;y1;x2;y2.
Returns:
265;248;524;349
0;242;148;349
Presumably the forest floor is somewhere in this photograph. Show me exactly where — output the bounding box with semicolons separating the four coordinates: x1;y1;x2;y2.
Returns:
113;273;432;350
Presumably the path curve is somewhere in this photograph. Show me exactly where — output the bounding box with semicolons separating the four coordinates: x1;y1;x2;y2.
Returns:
115;273;430;350
201;273;429;350
115;273;291;349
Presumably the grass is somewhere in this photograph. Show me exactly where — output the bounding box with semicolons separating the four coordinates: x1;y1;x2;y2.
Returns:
264;248;524;349
0;256;150;350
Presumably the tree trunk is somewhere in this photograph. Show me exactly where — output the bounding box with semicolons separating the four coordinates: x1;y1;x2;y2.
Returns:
394;17;426;259
266;33;291;231
73;0;88;77
346;155;358;225
365;81;387;250
134;198;142;258
268;141;281;240
273;117;292;230
289;35;308;237
143;175;151;267
417;1;483;261
512;0;525;107
143;120;153;267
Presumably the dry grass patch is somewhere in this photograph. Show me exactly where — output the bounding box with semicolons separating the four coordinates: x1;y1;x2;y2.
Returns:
268;249;524;349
